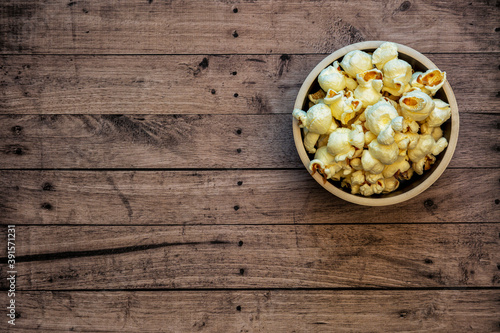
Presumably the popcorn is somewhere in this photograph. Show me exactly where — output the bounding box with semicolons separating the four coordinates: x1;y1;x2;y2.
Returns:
411;69;446;96
305;103;333;134
327;128;356;162
318;62;346;92
324;89;362;125
382;155;411;178
361;149;385;174
399;89;435;121
413;154;436;175
303;130;321;154
348;124;365;149
383;176;400;193
365;172;383;184
293;42;452;196
364;99;403;145
308;89;326;104
372;42;398;70
426;99;451;128
368;140;399;165
408;134;447;163
351;170;366;186
381;58;412;96
340;50;373;78
354;69;383;108
309;146;340;179
292;109;307;127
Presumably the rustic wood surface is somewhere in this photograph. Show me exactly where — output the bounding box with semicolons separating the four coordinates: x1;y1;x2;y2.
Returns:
0;224;498;289
0;0;498;54
0;113;499;169
1;0;499;332
0;54;498;115
0;290;498;332
1;170;499;224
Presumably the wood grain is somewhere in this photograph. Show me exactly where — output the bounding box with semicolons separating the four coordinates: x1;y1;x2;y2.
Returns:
0;224;498;289
0;113;498;169
1;169;499;225
1;290;499;332
1;0;498;54
0;54;498;115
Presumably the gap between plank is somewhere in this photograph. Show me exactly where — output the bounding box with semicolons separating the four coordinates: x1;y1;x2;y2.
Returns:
1;52;499;56
3;287;500;292
0;167;498;171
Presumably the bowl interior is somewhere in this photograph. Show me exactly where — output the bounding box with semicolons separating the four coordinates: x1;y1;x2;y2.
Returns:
295;42;457;204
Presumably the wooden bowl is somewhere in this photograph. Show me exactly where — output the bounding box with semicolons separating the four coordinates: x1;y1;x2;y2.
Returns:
292;41;459;206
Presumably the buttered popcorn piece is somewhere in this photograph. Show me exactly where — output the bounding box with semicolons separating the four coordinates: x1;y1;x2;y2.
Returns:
350;170;366;186
327;128;356;162
340;50;374;78
318;62;346;92
292;109;307;127
372;42;398;70
308;89;326;104
383;176;400;193
364;99;404;145
324;89;362;126
368;140;399;165
294;43;452;197
361;149;385;174
382;155;411;178
382;58;412;96
413;154;436;175
354;69;384;108
411;69;447;96
309;146;341;179
303;130;320;154
408;134;447;163
426;99;451;128
399;89;435;121
306;103;333;134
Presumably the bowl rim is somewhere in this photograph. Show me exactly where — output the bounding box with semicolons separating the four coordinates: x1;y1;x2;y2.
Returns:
292;41;459;206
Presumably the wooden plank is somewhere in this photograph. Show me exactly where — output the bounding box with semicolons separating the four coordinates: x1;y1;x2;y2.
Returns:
0;0;498;54
1;290;499;332
0;224;498;289
1;169;499;224
0;113;498;169
0;54;498;115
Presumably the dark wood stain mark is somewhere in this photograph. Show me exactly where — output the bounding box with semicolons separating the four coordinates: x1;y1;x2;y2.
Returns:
11;125;22;135
277;54;291;77
106;176;133;222
3;145;27;155
248;94;270;113
42;183;55;191
398;1;412;11
199;57;209;69
424;270;446;285
41;202;52;210
6;240;230;263
185;58;209;77
101;115;164;146
398;310;410;318
245;58;266;63
67;2;77;7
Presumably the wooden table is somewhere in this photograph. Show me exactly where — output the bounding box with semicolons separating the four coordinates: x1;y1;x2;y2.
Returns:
1;0;499;331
